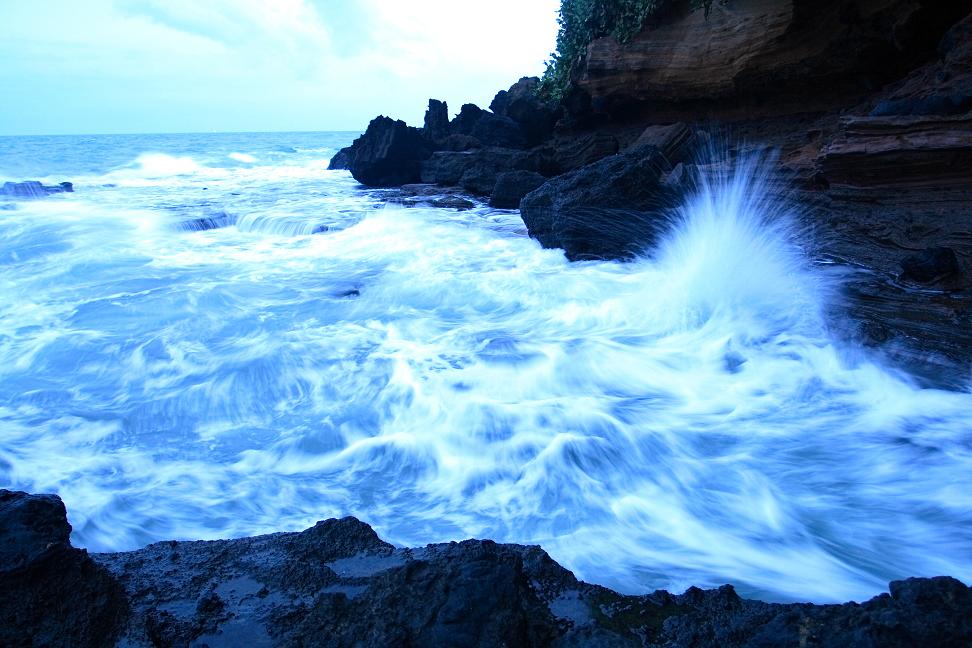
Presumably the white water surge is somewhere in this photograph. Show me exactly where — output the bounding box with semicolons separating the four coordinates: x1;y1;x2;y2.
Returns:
0;133;970;603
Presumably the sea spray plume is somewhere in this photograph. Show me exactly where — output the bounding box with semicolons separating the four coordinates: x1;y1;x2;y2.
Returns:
648;150;836;341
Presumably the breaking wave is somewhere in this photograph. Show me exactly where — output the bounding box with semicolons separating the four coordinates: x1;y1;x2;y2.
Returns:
1;133;970;604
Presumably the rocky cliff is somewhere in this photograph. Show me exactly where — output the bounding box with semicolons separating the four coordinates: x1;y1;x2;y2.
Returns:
336;0;972;386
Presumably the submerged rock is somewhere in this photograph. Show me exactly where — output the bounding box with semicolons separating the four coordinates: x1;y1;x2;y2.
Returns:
1;180;73;198
3;489;971;647
179;211;236;232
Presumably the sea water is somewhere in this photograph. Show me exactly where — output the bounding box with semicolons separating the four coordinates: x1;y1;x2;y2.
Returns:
1;131;970;603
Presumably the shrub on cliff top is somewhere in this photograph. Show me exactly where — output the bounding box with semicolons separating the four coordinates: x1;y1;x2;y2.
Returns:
538;0;720;101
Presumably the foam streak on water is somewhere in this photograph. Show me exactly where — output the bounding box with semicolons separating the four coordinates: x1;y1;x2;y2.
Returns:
0;133;970;603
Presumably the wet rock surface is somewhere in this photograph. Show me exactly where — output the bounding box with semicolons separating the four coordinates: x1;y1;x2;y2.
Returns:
346;116;433;186
1;180;73;198
519;150;679;261
3;490;970;647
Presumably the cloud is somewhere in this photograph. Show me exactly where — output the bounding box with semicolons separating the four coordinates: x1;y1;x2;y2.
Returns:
0;0;559;134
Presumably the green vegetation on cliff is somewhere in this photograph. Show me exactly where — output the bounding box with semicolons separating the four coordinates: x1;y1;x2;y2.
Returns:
538;0;718;100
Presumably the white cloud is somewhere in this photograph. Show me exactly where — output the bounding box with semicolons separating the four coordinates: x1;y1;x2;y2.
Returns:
0;0;560;134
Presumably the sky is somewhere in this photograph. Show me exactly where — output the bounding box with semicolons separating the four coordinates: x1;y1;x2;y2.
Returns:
0;0;560;135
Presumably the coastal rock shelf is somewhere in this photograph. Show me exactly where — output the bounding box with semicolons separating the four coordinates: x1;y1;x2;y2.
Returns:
2;490;970;647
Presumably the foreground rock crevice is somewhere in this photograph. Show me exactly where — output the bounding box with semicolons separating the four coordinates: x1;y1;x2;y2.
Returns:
2;490;971;647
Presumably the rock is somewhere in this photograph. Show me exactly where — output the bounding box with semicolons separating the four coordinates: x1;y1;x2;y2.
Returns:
817;114;972;187
625;122;695;164
450;103;485;136
528;132;620;176
430;197;475;210
399;183;476;210
420;147;531;191
423;98;450;142
348;116;434;187
471;113;526;149
519;151;677;260
327;146;354;170
871;13;972;117
901;247;961;283
4;490;971;647
450;103;526;149
571;0;971;122
179;211;236;232
0;490;125;648
439;133;482;151
1;180;74;198
489;170;547;209
490;76;561;146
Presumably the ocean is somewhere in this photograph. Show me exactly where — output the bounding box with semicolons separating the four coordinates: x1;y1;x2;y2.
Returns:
1;131;970;603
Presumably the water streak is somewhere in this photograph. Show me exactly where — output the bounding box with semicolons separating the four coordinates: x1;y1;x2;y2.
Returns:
0;132;969;603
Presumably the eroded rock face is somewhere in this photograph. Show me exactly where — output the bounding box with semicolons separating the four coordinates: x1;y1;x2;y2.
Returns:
347;116;433;187
490;76;562;146
519;150;679;261
420;147;533;195
817;114;972;187
0;490;126;648
489;170;547;209
573;0;970;122
4;489;971;647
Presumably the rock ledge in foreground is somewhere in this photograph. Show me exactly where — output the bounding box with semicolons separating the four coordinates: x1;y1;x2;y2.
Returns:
2;489;970;647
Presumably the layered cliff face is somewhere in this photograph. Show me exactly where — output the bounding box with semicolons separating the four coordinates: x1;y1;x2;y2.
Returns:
572;0;970;120
554;0;972;383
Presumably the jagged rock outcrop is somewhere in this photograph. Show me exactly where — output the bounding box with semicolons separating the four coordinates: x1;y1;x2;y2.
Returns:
3;490;971;647
421;147;535;195
519;150;682;261
423;98;450;143
346;116;434;186
0;491;125;648
490;77;562;146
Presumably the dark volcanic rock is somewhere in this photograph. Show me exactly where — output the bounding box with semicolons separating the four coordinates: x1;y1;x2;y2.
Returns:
529;132;621;176
1;180;74;198
450;103;485;136
327;146;354;170
490;76;561;146
348;116;433;187
0;490;125;648
817;114;972;187
519;150;677;260
421;147;532;196
901;247;961;283
423;98;450;143
450;103;527;149
625;122;695;164
490;170;547;209
571;0;972;123
5;489;971;647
